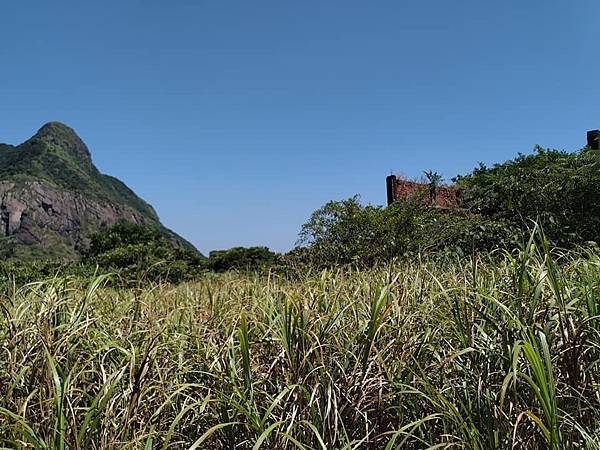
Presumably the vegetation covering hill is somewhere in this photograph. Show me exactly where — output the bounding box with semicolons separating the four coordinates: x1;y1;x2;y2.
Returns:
0;122;198;260
0;123;150;212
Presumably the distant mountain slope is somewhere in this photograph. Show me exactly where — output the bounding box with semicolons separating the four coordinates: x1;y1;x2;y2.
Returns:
0;122;199;260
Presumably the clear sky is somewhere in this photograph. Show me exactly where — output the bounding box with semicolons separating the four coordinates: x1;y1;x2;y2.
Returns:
1;1;598;254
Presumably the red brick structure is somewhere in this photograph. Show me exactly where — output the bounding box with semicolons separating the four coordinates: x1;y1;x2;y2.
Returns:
386;175;459;208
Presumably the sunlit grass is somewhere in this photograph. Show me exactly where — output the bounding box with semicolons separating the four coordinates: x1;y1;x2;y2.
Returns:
1;231;600;448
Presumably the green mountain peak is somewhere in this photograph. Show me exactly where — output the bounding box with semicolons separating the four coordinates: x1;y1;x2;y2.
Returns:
0;122;199;260
31;121;93;163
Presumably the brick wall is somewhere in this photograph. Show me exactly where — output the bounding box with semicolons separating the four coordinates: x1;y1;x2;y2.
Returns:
386;175;458;208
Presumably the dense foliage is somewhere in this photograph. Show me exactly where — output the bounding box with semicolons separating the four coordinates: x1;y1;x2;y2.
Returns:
0;122;158;219
207;246;279;272
297;195;518;267
0;259;88;288
1;231;600;448
84;220;205;284
0;225;281;286
296;146;600;267
297;196;419;266
456;145;600;246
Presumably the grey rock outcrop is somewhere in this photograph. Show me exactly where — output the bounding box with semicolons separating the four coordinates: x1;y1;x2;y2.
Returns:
0;181;153;259
0;122;198;260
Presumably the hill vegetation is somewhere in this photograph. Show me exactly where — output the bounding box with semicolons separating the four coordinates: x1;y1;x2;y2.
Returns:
0;123;158;218
295;145;600;268
207;246;280;272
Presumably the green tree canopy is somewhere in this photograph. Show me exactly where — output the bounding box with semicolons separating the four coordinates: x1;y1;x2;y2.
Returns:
85;220;204;283
455;146;600;246
207;246;279;272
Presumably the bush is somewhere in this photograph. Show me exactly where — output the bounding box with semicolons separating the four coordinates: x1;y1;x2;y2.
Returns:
294;195;514;267
455;146;600;246
207;246;279;272
413;208;521;256
85;221;204;283
0;260;91;288
296;196;419;267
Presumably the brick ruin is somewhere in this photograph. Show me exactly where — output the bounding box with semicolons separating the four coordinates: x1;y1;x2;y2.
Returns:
387;130;600;208
386;175;459;208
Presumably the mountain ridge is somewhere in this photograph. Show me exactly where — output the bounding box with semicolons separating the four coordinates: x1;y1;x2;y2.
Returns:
0;122;199;260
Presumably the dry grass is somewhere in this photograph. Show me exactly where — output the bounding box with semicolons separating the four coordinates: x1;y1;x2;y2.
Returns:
1;233;600;448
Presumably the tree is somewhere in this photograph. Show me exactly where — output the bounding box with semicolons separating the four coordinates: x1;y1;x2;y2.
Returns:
295;195;518;267
455;146;600;246
85;221;204;283
296;196;420;267
423;170;443;206
207;246;279;272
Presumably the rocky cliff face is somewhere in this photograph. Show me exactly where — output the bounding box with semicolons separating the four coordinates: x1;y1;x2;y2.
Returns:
0;181;149;259
0;122;197;260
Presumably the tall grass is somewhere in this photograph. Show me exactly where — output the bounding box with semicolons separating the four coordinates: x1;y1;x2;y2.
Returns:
1;232;600;448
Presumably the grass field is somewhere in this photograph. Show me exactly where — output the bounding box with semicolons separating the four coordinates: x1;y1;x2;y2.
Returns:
1;233;600;449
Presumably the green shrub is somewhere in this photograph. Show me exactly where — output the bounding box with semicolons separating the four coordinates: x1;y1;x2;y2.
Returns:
207;246;279;272
295;195;514;267
0;259;92;289
296;196;419;267
414;208;521;255
85;220;204;283
455;146;600;246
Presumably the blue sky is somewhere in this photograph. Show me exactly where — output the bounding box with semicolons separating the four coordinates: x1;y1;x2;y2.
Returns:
1;1;598;253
